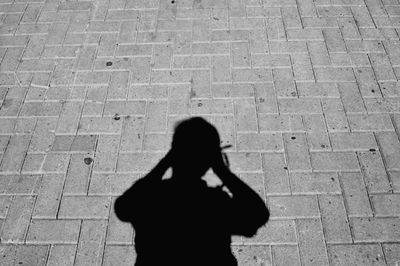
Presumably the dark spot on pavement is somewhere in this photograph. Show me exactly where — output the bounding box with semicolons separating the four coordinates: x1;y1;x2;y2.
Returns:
369;148;376;152
106;61;112;66
171;0;175;3
291;136;296;140
84;157;93;165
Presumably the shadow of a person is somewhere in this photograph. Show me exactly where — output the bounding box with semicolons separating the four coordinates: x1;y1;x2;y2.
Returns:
115;117;269;265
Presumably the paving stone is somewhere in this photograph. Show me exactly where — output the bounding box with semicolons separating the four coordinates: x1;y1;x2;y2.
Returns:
262;153;290;195
0;118;17;134
273;68;297;97
314;67;355;82
145;101;168;133
0;135;30;173
365;98;400;113
41;153;70;173
279;98;322;114
234;98;258;132
330;132;377;151
93;152;118;173
371;194;400;217
232;245;272;266
259;114;303;132
64;153;92;195
271;245;301;266
297;82;339;98
78;117;122;134
268;196;319;218
297;218;329;266
254;83;279;114
382;243;400;266
29;117;57;153
75;220;107;265
210;115;235;148
324;112;350;132
358;151;392;193
15;117;37;135
0;87;27;116
70;135;97;152
104;101;146;116
47;245;77;266
117;153;164;173
340;172;373;217
369;53;397;81
311;152;359;171
376;132;400;170
0;196;12;218
347;114;394;132
120;116;144;152
350;217;400;242
1;196;35;243
3;174;40;194
283;133;312;171
237;133;283;152
50;135;75;152
319;195;352;243
27;219;81;244
33;174;64;218
0;245;49;266
88;173;139;196
59;196;110;219
328;244;386;266
303;115;331;151
252;54;291;68
307;41;331;66
0;136;10;154
0;176;11;194
354;67;381;97
290;172;341;195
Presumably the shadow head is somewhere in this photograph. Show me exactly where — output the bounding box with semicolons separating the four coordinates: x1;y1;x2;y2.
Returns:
171;117;221;178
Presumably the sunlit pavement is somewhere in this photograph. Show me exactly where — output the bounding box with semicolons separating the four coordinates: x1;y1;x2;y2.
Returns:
1;0;400;265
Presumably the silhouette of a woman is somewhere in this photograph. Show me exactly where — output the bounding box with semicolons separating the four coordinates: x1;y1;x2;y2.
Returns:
115;117;269;265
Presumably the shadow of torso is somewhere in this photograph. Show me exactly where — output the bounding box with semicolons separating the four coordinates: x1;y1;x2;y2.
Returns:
117;178;238;266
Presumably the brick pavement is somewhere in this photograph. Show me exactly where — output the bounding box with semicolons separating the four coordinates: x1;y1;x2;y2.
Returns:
0;0;400;265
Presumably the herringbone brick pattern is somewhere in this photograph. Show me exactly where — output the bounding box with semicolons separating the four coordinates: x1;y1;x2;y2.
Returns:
0;0;400;265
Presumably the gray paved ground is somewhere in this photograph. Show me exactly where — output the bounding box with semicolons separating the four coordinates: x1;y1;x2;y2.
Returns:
0;0;400;265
